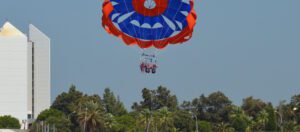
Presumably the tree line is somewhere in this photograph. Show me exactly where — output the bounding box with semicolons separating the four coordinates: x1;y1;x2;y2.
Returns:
27;85;299;132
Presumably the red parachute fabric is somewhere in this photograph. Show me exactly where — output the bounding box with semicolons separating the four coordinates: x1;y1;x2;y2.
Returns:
102;0;197;49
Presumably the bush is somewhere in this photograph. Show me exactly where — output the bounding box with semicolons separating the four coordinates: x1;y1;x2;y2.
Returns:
0;115;21;129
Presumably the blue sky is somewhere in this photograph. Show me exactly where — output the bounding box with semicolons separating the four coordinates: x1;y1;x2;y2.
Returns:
1;0;299;109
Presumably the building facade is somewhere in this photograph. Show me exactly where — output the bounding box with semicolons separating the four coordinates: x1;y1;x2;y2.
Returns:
0;22;50;127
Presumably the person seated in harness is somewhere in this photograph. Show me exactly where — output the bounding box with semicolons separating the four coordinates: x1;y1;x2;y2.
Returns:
140;53;157;74
140;62;145;72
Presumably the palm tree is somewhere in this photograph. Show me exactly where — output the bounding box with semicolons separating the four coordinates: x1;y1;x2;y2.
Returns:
157;107;173;132
229;106;243;119
77;101;105;132
215;122;234;132
104;113;116;131
257;109;269;130
152;111;162;132
138;109;152;132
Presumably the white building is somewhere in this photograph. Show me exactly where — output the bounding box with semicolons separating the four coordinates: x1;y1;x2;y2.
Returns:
0;22;50;128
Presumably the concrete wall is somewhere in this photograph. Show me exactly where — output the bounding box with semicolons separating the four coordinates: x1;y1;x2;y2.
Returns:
29;24;50;118
27;41;32;118
0;35;28;123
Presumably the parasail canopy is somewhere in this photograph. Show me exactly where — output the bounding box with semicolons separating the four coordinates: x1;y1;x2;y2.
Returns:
102;0;197;49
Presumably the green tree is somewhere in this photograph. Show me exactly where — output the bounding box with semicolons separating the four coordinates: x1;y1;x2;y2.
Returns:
113;114;136;131
133;88;153;111
0;115;20;129
103;88;127;116
32;116;71;132
290;94;300;124
104;113;116;131
33;108;71;132
77;100;105;132
36;108;64;121
138;109;152;132
153;110;161;132
265;103;277;131
192;91;233;123
230;114;250;132
51;85;84;114
157;107;174;132
173;110;194;131
77;94;104;111
256;109;269;130
198;121;212;132
214;122;235;132
132;86;178;112
277;95;300;130
51;85;105;131
156;86;178;111
229;107;251;132
293;125;300;131
191;95;208;120
180;101;193;110
241;96;267;119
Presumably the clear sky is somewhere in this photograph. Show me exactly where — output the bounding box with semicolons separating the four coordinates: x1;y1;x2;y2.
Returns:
1;0;299;109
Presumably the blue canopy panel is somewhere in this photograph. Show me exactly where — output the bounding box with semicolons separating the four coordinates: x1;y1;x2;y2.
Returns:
108;0;192;41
